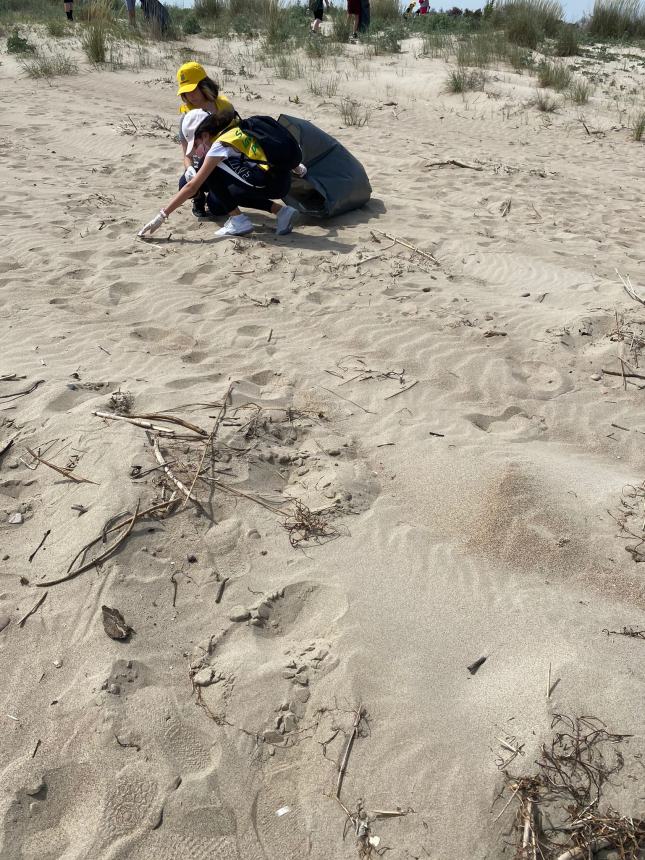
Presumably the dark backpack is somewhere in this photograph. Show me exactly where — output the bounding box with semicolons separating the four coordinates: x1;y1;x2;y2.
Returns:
238;115;303;171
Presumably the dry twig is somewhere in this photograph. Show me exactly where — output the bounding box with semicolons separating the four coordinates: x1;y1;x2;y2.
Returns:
25;447;97;485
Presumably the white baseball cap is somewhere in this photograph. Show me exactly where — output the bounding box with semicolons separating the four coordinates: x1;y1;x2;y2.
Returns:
182;108;210;156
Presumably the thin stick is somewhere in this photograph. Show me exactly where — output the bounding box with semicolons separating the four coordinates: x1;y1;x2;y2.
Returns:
0;380;44;402
522;799;532;853
128;413;207;435
555;839;611;860
94;411;176;436
25;447;97;485
36;500;142;587
211;479;286;515
153;439;199;503
616;269;645;307
384;380;418;400
426;158;483;170
182;382;234;510
17;591;48;627
619;357;627;391
215;577;230;604
0;437;15;459
336;704;363;800
267;328;273;343
547;662;552;698
373;229;441;267
493;784;520;823
319;385;375;414
601;368;645;381
170;571;178;607
29;530;51;563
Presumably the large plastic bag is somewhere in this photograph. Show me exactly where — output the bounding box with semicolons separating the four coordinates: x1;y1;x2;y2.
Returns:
278;115;372;218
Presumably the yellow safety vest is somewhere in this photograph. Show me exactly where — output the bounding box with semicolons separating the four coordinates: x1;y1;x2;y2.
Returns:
216;125;269;170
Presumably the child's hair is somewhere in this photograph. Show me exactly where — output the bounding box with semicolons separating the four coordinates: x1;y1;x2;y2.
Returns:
181;75;220;106
195;105;237;139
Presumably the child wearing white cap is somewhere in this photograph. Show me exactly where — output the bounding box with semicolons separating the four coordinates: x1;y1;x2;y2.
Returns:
139;108;299;239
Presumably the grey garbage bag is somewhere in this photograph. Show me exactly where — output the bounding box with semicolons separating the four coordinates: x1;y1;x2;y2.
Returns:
278;114;372;219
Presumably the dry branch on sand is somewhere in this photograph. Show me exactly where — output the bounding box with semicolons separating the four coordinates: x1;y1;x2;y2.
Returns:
36;497;178;587
328;704;413;858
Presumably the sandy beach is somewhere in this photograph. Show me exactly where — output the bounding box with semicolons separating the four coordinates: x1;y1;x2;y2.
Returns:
1;22;645;859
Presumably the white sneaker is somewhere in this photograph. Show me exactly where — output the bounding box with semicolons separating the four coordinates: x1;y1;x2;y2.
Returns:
215;214;254;237
275;205;298;236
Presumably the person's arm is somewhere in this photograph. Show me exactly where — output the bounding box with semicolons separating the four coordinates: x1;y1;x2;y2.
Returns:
138;156;221;236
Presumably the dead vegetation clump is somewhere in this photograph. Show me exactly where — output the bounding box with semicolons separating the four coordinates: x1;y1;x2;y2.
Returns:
497;714;644;859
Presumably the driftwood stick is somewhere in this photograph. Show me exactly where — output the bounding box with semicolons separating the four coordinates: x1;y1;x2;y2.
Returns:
0;379;44;402
616;269;645;307
182;382;234;510
153;439;199;502
211;479;286;515
336;704;364;801
94;411;176;436
36;500;143;587
426;158;483;170
18;591;48;627
319;385;375;414
215;577;230;604
384;380;418;400
129;413;207;436
373;229;441;267
555;839;611;860
547;662;552;698
522;799;532;853
601;368;645;381
25;447;98;485
0;437;15;460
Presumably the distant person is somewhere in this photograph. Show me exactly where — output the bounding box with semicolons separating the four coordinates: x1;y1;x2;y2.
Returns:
176;62;235;218
310;0;330;32
348;0;360;40
358;0;370;32
403;0;415;15
139;0;169;32
64;0;73;20
416;0;430;13
138;108;299;239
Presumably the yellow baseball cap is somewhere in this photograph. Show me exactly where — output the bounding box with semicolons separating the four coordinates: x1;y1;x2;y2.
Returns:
176;61;207;96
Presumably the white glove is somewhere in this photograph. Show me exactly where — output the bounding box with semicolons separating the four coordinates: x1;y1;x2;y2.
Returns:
138;209;168;238
184;165;197;182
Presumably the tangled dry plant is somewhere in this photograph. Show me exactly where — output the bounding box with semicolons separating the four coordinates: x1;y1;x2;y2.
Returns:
499;714;644;860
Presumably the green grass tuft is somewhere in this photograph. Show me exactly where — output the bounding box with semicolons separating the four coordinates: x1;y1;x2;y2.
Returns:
568;78;592;103
632;110;645;141
7;28;36;53
554;23;580;55
588;0;645;38
21;50;78;77
445;64;487;92
81;22;108;63
537;59;572;89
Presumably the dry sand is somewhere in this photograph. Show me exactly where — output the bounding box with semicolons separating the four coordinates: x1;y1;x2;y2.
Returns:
1;25;645;860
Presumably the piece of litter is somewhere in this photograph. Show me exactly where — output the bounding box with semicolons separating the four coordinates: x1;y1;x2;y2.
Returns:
368;836;381;848
5;714;19;721
9;513;23;525
275;806;291;817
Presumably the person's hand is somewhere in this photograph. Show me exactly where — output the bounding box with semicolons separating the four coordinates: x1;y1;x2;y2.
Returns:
184;165;197;182
138;209;168;238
